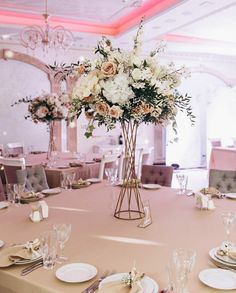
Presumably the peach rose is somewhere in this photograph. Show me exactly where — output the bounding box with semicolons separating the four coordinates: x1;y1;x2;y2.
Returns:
78;64;85;74
96;102;109;116
140;102;153;114
109;105;123;119
83;95;94;103
101;62;117;77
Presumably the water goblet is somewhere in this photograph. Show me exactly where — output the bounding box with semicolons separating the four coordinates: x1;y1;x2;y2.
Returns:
67;172;76;191
13;183;25;206
105;168;113;185
53;223;72;263
6;184;16;205
221;211;236;245
110;168;118;185
176;174;188;195
60;172;69;189
168;248;196;293
40;230;58;270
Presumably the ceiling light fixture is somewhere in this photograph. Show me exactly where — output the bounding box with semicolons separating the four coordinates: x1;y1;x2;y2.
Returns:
20;0;74;52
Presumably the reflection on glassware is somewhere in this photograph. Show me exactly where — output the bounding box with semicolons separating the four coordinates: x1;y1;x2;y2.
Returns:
221;211;236;245
60;173;69;189
53;223;71;263
6;184;16;204
67;172;76;191
168;248;196;293
176;174;188;195
105;168;117;185
13;183;25;206
40;230;58;270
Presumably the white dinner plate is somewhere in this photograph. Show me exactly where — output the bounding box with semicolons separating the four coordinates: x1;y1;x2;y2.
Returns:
56;263;97;283
42;188;61;195
199;268;236;290
86;178;101;183
142;184;161;190
0;240;4;248
209;248;236;268
99;273;159;293
225;193;236;199
0;202;9;209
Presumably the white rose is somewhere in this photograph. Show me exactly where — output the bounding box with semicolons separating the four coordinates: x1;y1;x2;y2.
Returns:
132;68;142;80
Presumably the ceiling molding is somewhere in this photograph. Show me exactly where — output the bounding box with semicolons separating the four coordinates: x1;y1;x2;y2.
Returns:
0;0;185;36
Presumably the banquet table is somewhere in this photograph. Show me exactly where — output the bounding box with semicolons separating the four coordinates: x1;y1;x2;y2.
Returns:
0;183;235;293
209;147;236;170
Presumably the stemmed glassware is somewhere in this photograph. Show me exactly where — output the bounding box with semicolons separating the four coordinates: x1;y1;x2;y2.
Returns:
168;248;196;293
105;168;117;185
176;174;188;195
221;211;236;245
6;184;16;205
40;230;58;270
60;173;69;189
67;172;76;191
53;223;72;263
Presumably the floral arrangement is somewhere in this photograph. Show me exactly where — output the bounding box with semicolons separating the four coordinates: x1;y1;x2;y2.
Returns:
12;92;70;124
69;20;194;137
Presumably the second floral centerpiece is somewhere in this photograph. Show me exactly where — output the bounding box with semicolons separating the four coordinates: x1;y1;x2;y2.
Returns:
70;20;194;220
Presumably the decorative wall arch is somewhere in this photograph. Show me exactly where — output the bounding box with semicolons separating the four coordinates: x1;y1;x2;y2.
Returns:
0;49;78;152
191;66;236;87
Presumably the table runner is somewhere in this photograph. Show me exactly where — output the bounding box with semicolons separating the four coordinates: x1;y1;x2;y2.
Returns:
0;184;235;293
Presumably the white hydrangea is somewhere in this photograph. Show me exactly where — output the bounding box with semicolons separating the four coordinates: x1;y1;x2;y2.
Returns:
102;72;134;105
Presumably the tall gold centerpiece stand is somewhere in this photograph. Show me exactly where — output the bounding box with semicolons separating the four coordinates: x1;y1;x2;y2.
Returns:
114;120;145;220
47;120;56;160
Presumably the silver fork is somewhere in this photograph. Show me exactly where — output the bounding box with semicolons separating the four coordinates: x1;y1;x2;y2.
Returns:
81;270;115;293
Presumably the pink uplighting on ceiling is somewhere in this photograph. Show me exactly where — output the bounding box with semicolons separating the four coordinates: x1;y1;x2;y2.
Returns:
0;0;183;36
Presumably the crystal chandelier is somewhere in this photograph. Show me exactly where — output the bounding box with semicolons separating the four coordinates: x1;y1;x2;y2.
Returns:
20;0;74;51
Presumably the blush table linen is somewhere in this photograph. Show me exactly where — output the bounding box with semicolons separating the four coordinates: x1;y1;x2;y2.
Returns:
0;184;235;293
209;147;236;170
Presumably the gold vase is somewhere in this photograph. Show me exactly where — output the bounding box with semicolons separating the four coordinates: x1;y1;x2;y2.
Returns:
47;121;56;160
114;120;144;220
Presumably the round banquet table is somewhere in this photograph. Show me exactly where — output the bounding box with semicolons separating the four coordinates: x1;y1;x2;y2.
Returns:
0;183;235;293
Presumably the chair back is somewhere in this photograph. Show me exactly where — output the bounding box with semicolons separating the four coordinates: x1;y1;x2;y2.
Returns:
118;148;144;181
209;169;236;193
141;165;173;187
16;165;49;192
209;139;221;147
7;142;24;157
98;154;119;180
0;176;5;201
0;156;25;184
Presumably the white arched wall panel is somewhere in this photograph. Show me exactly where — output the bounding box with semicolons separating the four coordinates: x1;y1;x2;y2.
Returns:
0;59;50;151
166;72;226;169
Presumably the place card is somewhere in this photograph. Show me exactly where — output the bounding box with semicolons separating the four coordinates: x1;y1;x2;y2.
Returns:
138;200;152;228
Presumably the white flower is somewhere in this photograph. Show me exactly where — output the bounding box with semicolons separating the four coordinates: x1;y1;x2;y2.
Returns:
132;68;142;80
103;72;134;105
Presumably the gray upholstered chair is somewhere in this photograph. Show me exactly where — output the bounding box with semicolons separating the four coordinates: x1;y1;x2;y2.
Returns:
141;165;173;187
209;169;236;193
16;165;49;192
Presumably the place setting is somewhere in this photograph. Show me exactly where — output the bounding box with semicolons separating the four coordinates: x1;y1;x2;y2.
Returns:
198;211;236;290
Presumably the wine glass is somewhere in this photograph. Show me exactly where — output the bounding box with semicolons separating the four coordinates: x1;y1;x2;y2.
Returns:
53;223;71;263
221;211;236;245
105;168;113;185
40;230;58;270
60;173;69;189
67;172;76;191
168;248;196;293
6;184;16;205
13;183;25;206
176;174;188;195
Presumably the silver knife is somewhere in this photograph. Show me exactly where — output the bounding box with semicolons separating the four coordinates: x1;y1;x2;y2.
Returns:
21;260;43;276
